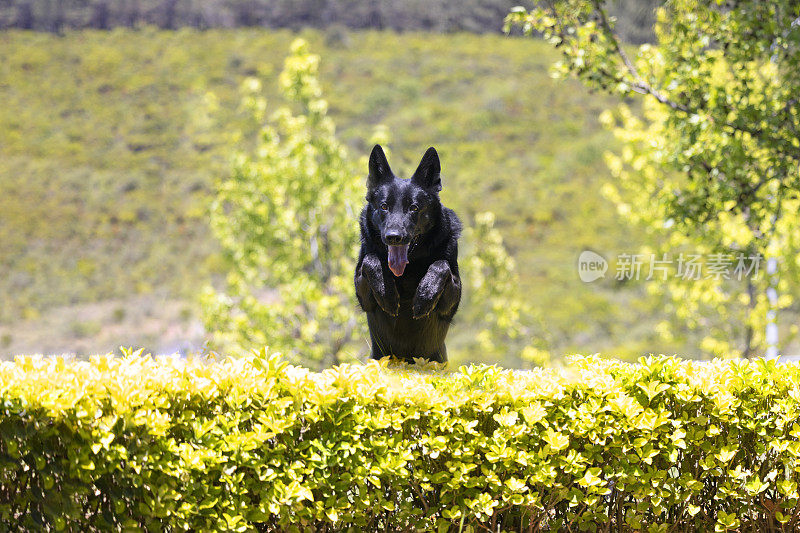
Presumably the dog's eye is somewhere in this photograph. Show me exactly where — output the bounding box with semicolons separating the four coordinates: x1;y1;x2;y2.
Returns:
409;204;419;212
380;203;388;211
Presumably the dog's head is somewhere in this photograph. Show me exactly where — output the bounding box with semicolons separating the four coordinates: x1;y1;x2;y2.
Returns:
365;144;442;277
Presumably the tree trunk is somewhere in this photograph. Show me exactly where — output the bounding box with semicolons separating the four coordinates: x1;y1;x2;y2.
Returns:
52;0;65;33
90;1;110;29
162;0;179;29
743;278;756;358
765;256;779;359
16;2;34;29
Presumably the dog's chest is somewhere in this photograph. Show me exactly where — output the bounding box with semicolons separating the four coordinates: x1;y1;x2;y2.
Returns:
393;264;428;300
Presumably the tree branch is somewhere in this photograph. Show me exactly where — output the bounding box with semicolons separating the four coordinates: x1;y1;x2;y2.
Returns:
592;0;690;113
590;0;800;163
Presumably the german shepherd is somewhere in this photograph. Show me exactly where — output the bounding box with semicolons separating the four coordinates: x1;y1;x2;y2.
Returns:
355;145;462;363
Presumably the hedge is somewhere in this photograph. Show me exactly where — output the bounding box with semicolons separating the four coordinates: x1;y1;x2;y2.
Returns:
0;351;799;532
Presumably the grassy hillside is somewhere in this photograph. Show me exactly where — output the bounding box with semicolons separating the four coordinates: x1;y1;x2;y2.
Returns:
0;28;666;363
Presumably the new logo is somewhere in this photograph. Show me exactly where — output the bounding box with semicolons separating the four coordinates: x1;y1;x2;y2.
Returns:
578;250;607;283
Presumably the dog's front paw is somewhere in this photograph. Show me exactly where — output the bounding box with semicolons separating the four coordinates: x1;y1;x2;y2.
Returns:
380;290;400;317
412;261;451;319
412;293;439;320
362;255;400;316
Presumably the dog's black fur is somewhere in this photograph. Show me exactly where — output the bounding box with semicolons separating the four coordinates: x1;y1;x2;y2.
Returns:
355;145;462;363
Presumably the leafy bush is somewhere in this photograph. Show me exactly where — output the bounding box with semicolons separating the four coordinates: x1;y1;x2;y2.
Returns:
201;38;364;368
2;352;799;531
508;1;800;359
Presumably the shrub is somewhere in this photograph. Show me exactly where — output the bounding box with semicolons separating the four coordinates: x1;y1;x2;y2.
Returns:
200;38;363;368
1;352;798;531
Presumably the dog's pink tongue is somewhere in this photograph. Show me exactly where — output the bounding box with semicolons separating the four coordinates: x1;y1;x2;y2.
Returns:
388;244;409;277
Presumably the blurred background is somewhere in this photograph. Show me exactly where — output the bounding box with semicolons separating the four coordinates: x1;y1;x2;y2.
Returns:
1;1;793;366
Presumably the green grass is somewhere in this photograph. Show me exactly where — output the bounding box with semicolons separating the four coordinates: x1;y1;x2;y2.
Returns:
0;27;671;363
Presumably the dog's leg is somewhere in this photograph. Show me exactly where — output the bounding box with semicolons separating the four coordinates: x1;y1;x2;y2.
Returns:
357;253;400;316
412;260;461;319
355;262;377;313
437;268;461;319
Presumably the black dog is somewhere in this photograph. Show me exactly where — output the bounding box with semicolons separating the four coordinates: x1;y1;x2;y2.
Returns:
355;145;462;363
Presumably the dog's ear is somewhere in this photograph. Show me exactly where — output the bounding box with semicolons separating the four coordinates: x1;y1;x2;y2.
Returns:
411;147;441;192
368;144;393;189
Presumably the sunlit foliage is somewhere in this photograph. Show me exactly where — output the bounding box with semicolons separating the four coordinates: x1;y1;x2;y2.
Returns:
508;1;800;358
2;351;800;530
464;212;551;366
201;39;362;367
